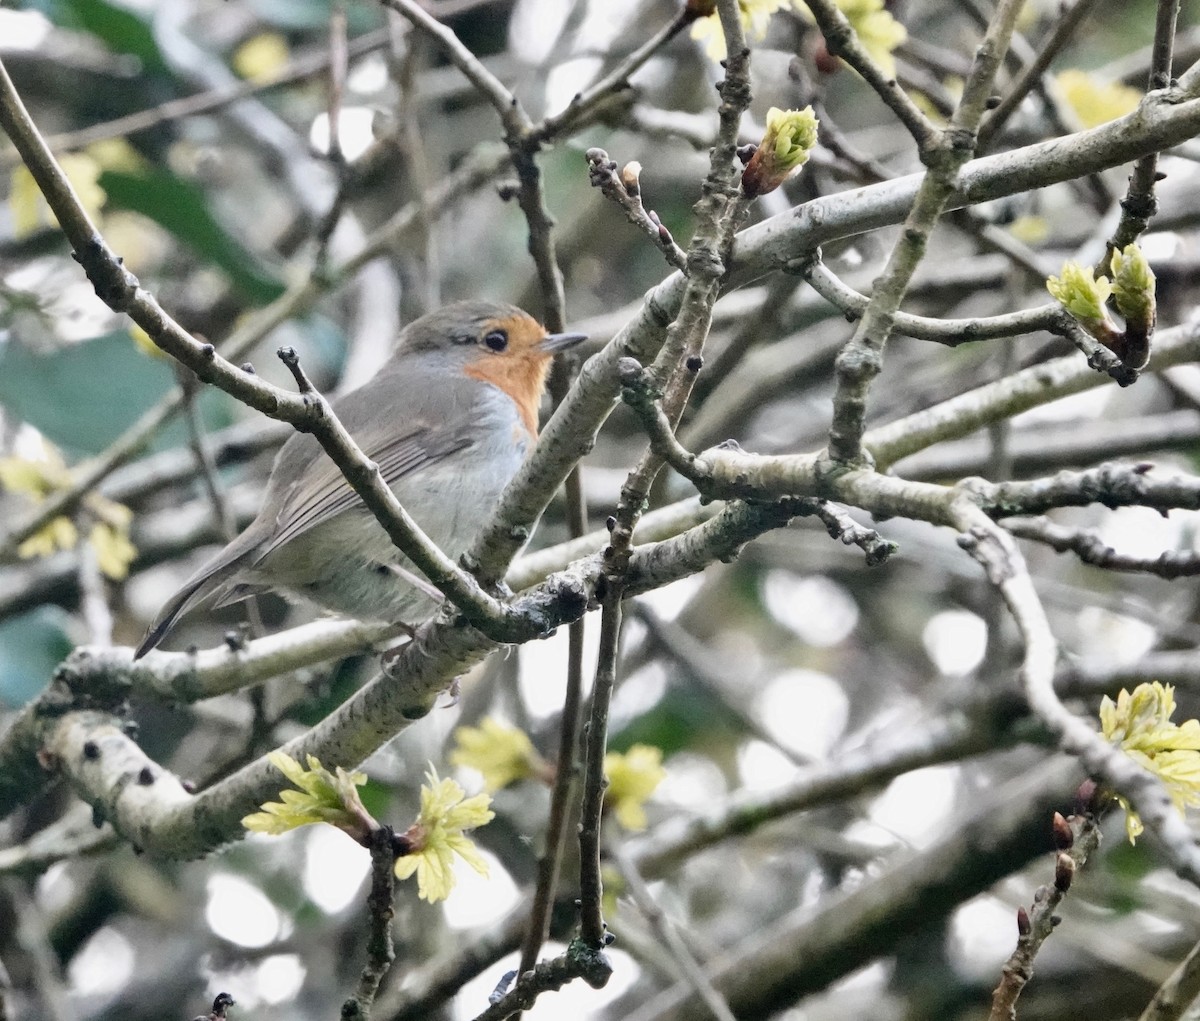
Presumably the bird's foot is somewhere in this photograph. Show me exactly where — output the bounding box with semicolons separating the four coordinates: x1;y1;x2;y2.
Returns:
380;621;417;675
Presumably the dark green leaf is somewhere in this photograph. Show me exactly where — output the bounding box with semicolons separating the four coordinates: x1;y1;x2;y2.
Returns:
100;169;287;304
49;0;169;73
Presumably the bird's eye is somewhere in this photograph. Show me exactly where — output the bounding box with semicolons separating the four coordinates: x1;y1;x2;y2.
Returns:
483;329;508;352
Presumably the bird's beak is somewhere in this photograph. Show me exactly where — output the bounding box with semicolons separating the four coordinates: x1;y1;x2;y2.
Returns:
537;331;588;353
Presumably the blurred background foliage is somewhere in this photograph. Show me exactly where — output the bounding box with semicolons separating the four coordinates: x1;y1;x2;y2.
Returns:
2;0;1200;1019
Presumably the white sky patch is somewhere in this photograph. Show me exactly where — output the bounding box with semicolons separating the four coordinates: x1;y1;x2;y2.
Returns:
738;739;799;791
443;849;520;929
829;959;894;995
67;926;135;997
255;954;306;1005
309;108;377;162
519;622;592;718
1139;230;1180;261
922;610;988;676
1073;606;1157;666
761;572;859;647
1097;504;1196;560
508;0;572;64
0;9;50;49
949;896;1023;977
453;944;639;1020
202;968;258;1009
611;661;668;723
757;669;849;759
11;424;50;461
304;826;370;914
205;873;284;948
655;752;728;810
347;53;389;95
868;765;960;848
544;58;604;112
634;574;705;621
841;816;903;852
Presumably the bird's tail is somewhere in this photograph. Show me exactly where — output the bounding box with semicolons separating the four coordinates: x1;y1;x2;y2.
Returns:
133;548;248;659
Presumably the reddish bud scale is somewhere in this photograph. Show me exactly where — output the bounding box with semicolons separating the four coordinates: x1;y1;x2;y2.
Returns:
1052;812;1074;850
1074;778;1099;816
1016;906;1031;936
1054;853;1075;893
741;147;784;199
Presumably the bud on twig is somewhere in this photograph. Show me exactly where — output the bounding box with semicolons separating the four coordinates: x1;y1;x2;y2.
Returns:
1051;812;1074;850
1109;243;1156;368
620;161;642;197
1016;906;1031;936
1054;852;1075;893
1074;778;1099;816
1109;243;1156;330
741;107;819;198
1046;261;1114;332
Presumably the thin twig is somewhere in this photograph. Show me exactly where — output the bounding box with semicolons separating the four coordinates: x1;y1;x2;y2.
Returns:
517;619;585;974
576;0;756;949
955;504;1200;890
826;0;1027;464
612;845;737;1021
1004;516;1200;578
987;809;1103;1021
379;0;525;131
468;940;612;1021
327;3;349;168
976;462;1200;518
798;252;1063;344
585;148;689;273
977;0;1103;149
340;827;397;1021
1137;933;1200;1021
1102;0;1181;264
391;24;441;311
577;594;622;949
532;10;692;144
798;0;938;149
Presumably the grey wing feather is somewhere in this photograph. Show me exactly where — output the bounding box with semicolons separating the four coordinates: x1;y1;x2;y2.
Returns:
135;367;482;657
134;428;467;657
256;423;473;560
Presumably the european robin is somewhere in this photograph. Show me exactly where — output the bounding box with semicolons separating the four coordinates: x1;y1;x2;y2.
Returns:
134;300;585;657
